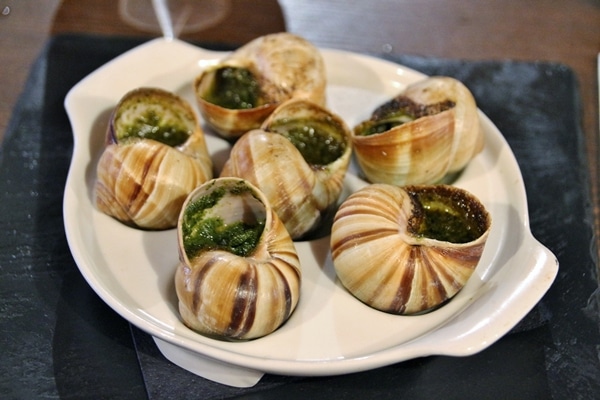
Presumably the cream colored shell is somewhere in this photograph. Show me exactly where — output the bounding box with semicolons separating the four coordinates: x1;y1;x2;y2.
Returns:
352;76;483;185
194;32;326;139
175;178;301;340
220;99;352;239
403;76;483;173
95;87;213;230
330;184;491;315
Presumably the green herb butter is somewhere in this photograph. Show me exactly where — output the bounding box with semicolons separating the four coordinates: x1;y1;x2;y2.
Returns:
203;67;262;110
182;184;266;259
356;96;455;136
410;189;486;244
118;109;190;147
269;118;346;165
358;112;414;136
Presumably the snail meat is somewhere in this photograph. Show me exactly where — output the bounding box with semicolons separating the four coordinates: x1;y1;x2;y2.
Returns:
95;87;213;230
330;184;491;315
175;178;301;340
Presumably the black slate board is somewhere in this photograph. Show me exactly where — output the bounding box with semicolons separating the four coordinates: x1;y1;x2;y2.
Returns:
1;34;598;399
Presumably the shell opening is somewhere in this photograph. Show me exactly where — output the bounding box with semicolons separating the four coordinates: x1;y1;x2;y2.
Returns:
199;66;266;110
113;88;194;147
406;185;490;244
354;96;455;136
267;116;348;166
182;180;266;259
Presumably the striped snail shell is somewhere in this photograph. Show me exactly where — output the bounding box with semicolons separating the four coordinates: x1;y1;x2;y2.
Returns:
352;76;483;185
175;178;301;340
330;184;491;315
194;32;326;139
95;87;213;230
220;98;352;239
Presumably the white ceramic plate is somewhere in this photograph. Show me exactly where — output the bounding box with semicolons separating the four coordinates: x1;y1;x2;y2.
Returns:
63;38;558;387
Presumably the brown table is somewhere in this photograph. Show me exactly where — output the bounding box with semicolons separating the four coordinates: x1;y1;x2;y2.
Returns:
1;1;599;398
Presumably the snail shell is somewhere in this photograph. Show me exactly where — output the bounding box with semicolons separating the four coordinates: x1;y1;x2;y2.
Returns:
95;87;213;230
194;32;326;139
330;184;491;315
352;76;483;185
175;178;301;340
220;98;352;239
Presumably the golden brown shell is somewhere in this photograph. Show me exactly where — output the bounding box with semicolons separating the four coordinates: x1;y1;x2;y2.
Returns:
330;184;491;315
194;32;326;139
352;76;482;185
175;178;301;340
95;87;213;230
220;98;352;239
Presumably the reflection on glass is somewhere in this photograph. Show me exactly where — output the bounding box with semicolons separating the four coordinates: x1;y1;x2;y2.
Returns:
119;0;232;37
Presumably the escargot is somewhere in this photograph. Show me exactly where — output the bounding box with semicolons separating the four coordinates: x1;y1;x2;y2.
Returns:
352;76;483;185
95;87;213;230
194;32;326;139
175;178;301;340
330;184;491;315
220;98;352;239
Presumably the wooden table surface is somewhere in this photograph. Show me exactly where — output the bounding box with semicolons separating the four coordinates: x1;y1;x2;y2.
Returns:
1;0;599;259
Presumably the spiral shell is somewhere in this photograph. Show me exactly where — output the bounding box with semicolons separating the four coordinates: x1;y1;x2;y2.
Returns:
330;184;491;315
352;76;483;185
175;178;301;340
95;87;213;230
220;98;352;239
194;32;326;139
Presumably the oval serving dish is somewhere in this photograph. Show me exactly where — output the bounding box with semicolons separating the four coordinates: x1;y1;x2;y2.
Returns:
63;38;558;388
